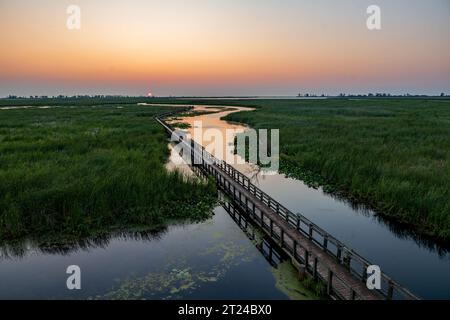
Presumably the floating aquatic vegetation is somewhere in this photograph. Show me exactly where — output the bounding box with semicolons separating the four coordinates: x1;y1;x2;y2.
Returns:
271;261;326;300
92;265;218;300
200;240;257;265
91;238;258;300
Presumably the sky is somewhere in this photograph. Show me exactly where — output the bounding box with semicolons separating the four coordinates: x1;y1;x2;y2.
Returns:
0;0;449;97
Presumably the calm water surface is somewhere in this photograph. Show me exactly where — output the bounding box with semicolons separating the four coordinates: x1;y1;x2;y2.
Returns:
0;204;289;300
1;103;448;300
0;104;294;300
172;105;450;299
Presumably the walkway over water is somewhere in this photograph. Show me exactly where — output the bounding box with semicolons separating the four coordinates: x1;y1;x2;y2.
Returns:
156;107;419;300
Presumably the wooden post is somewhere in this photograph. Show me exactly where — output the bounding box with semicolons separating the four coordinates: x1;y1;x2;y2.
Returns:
313;257;318;280
293;241;298;259
202;146;205;166
280;229;284;248
344;254;351;271
327;270;333;296
304;251;309;268
270;220;274;237
190;139;195;165
337;246;342;262
323;235;328;251
362;264;368;283
387;282;394;300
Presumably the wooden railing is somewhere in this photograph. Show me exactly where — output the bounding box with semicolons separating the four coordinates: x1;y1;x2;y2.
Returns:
155;107;420;300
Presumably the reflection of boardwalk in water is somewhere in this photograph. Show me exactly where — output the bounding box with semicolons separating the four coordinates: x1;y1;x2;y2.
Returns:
157;108;420;301
217;191;285;269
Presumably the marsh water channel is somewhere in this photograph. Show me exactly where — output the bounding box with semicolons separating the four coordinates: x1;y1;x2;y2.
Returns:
0;104;306;300
0;104;448;299
0;203;296;300
165;104;450;300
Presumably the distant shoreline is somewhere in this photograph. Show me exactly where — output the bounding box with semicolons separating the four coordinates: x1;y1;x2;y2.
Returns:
1;95;449;100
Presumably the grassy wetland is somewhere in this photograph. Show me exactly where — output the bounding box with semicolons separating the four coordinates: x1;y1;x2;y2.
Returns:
0;101;217;243
1;97;449;300
222;98;450;240
2;97;449;241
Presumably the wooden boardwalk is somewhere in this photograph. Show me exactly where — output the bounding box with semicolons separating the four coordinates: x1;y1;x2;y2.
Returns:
206;160;378;300
155;108;419;300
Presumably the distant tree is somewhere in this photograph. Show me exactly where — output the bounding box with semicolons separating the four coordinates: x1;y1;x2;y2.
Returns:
441;93;445;97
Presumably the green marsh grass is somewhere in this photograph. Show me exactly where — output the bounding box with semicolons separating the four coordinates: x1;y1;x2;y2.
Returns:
222;98;450;240
0;103;216;242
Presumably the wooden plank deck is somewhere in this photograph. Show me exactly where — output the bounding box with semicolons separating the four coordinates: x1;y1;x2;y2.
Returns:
208;161;380;300
155;108;420;301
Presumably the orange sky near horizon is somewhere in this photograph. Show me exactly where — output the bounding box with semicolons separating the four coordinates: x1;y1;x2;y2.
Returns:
1;0;449;96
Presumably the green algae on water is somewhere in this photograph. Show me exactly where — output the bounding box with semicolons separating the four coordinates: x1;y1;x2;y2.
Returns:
271;261;326;300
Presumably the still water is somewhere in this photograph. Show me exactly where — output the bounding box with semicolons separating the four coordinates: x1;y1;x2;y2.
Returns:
0;203;293;300
171;105;450;300
0;104;299;300
1;103;448;300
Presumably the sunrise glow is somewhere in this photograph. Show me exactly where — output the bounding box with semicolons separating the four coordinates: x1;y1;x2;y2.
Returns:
1;0;449;96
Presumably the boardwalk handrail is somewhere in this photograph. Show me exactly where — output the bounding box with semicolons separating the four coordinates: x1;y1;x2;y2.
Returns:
154;106;420;300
